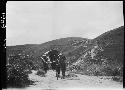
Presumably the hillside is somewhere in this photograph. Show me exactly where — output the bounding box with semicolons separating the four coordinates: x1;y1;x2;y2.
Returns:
6;37;90;73
94;26;124;65
69;26;124;77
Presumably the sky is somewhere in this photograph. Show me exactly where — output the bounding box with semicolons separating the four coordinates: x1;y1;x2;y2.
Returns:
6;1;124;46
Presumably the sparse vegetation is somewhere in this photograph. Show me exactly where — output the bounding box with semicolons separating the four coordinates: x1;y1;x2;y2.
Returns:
68;26;123;81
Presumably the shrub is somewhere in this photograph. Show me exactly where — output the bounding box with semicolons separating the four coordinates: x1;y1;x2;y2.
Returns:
65;73;78;78
101;67;114;76
112;68;120;76
7;54;35;88
7;66;34;88
93;71;102;76
36;69;46;77
112;76;123;82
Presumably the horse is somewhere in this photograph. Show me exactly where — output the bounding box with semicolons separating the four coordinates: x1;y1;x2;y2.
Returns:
42;49;66;80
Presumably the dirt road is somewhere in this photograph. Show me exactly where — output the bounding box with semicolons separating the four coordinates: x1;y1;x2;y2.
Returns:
27;70;122;89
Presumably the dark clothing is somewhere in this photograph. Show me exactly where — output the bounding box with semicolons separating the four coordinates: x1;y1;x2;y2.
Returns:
56;63;61;75
51;62;56;70
41;56;48;73
62;70;65;79
59;55;66;71
58;54;66;78
43;63;48;73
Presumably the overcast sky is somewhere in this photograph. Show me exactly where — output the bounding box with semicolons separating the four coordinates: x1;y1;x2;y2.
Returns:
6;1;123;46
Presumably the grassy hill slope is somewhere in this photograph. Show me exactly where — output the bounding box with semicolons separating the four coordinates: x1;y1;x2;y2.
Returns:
69;26;124;79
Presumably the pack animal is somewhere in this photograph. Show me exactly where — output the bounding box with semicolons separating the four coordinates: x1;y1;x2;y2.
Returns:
41;49;66;80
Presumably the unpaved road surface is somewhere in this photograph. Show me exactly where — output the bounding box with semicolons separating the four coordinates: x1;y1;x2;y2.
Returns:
5;70;123;90
28;70;122;89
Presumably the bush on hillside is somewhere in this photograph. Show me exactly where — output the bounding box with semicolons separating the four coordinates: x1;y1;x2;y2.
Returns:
7;64;34;88
36;69;46;77
65;73;78;78
7;54;35;88
112;76;123;82
93;71;102;76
